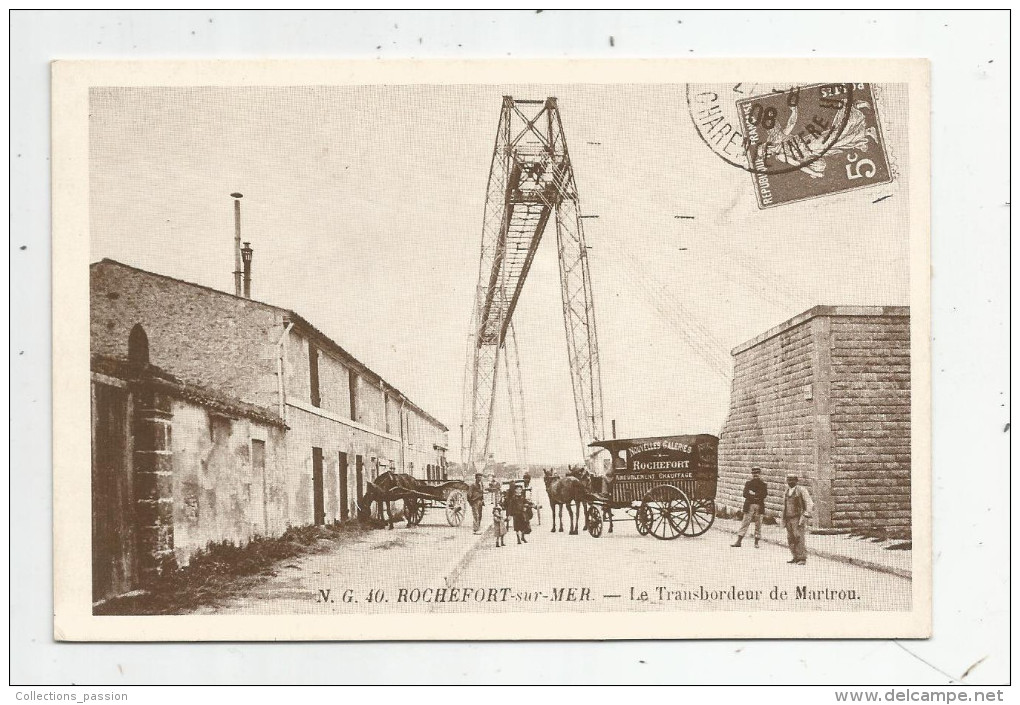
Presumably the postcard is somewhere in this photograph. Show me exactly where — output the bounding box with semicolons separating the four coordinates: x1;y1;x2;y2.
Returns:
52;58;930;640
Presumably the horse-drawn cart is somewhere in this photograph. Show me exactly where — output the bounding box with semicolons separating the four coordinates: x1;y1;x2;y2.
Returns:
407;478;470;527
362;472;470;528
585;434;719;540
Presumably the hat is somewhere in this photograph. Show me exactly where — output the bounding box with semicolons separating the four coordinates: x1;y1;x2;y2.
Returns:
750;467;761;474
786;473;798;480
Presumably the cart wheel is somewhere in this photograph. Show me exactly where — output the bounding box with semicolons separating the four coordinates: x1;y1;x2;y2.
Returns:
681;498;715;537
635;504;651;536
640;485;690;540
586;505;603;538
405;497;425;526
445;490;467;527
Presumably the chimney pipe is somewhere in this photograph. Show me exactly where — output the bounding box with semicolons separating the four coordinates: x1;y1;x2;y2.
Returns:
231;192;243;296
241;242;253;298
611;419;617;439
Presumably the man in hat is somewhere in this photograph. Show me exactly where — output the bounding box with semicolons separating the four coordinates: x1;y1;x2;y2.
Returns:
731;467;768;548
783;473;814;565
467;472;486;534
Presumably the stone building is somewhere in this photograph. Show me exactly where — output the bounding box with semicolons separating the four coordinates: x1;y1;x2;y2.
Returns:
90;259;449;601
91;351;289;601
717;306;910;535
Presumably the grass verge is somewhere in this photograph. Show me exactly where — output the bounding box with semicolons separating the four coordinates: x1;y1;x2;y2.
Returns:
94;522;368;615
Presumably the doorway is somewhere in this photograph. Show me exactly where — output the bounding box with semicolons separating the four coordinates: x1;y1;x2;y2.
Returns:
338;451;349;521
312;447;325;525
355;454;365;516
92;383;134;603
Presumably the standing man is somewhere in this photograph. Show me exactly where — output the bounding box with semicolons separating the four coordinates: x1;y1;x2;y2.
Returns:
486;474;501;506
467;472;486;535
783;473;814;565
731;466;767;548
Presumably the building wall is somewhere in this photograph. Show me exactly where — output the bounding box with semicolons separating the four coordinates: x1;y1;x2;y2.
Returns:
717;315;819;518
829;314;911;531
356;377;386;431
284;405;402;522
405;409;450;479
92;259;450;548
281;327;449;490
90;366;291;600
384;394;399;436
169;401;288;565
91;261;284;410
718;306;911;533
286;331;354;417
318;347;354;419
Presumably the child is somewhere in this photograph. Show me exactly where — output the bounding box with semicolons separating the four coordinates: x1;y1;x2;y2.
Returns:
492;503;508;548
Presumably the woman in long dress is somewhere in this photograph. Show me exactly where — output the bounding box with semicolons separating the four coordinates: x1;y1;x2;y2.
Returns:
509;484;533;544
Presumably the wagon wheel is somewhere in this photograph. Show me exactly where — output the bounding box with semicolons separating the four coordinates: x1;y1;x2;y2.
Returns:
635;504;652;536
405;497;425;526
586;505;604;538
445;489;467;527
681;498;715;537
640;485;690;540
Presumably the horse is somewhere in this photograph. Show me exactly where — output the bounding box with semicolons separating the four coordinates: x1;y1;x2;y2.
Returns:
360;471;418;529
542;467;591;535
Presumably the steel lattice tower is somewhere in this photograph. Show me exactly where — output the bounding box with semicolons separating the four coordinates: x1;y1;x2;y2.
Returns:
463;96;604;473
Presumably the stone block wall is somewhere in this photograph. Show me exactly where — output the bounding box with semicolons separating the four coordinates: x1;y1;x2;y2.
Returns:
718;306;911;533
718;313;818;519
829;313;911;532
130;385;176;584
91;260;283;410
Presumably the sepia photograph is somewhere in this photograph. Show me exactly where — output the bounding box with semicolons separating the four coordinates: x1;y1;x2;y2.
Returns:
49;61;931;642
7;6;1009;692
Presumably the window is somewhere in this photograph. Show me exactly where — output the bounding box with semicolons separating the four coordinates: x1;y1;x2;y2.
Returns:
348;369;358;420
308;343;321;407
128;324;149;364
208;413;231;443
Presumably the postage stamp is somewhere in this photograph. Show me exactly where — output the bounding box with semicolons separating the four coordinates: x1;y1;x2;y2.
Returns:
52;59;930;642
736;83;893;208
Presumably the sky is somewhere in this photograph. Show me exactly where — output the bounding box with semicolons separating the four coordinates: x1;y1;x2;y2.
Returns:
89;82;911;464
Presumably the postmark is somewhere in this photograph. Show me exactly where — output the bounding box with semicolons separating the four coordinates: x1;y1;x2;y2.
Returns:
686;82;854;176
737;83;892;208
